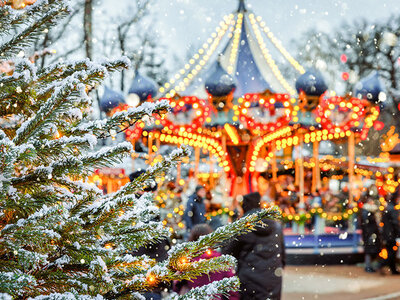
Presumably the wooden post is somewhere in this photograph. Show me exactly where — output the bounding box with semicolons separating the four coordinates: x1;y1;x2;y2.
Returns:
209;153;215;188
295;143;300;186
156;137;160;153
148;133;153;164
312;141;321;193
271;143;278;181
131;139;136;173
348;131;355;204
195;146;200;179
176;161;181;185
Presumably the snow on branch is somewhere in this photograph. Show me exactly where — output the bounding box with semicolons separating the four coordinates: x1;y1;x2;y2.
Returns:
71;100;170;139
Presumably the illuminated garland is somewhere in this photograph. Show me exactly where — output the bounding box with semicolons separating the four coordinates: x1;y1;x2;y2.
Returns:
253;14;305;75
146;130;233;173
227;13;243;74
316;96;370;133
157;95;212;130
234;92;292;134
248;13;297;95
248;126;293;173
281;207;360;224
160;14;235;97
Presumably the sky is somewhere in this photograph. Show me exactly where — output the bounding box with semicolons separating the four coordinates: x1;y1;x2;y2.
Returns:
148;0;400;60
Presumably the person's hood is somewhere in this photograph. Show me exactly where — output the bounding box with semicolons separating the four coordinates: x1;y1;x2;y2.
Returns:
243;208;278;236
242;192;261;213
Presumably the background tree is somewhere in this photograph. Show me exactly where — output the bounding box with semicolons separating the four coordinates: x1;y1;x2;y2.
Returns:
293;16;400;155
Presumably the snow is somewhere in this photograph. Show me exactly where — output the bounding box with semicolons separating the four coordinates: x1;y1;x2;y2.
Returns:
29;293;104;300
53;255;71;269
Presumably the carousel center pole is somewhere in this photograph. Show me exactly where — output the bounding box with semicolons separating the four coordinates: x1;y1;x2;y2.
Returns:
348;131;355;204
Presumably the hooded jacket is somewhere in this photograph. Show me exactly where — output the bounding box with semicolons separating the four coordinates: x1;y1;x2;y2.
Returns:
223;208;285;300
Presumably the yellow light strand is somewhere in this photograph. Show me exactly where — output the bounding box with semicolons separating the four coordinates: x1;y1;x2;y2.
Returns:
253;14;305;75
160;14;234;97
227;13;243;74
248;14;297;95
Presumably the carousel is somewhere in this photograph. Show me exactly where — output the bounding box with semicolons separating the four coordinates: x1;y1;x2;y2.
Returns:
99;0;394;263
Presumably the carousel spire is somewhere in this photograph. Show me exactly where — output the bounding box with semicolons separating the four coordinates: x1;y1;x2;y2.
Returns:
237;0;246;12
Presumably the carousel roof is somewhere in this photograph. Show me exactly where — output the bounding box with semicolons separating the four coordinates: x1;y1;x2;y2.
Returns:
128;71;158;102
295;69;328;97
354;71;386;104
205;61;236;96
100;86;125;112
158;0;305;99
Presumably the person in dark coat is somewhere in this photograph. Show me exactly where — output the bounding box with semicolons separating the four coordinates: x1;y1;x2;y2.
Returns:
184;185;207;231
381;191;400;274
223;192;285;300
360;197;381;272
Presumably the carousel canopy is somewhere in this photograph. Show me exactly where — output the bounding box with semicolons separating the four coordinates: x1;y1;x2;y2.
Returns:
100;86;125;112
159;0;305;99
128;71;158;102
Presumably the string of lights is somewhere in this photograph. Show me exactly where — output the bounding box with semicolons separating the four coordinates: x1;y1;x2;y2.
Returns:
248;14;297;95
227;13;243;74
159;14;235;97
253;14;306;74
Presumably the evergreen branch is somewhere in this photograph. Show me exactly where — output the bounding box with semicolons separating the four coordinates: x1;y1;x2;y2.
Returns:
12;63;110;146
70;100;169;139
0;4;69;59
0;0;58;36
32;134;97;165
176;277;240;300
167;206;281;269
12;76;86;145
79;142;132;172
112;146;189;198
102;221;169;251
36;57;130;85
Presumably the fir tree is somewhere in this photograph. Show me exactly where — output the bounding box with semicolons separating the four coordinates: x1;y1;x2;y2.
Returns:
0;1;280;299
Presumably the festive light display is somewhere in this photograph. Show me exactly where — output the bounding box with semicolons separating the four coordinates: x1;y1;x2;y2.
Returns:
159;14;235;97
235;92;292;133
254;15;305;74
248;13;297;95
315;95;371;133
0;0;36;9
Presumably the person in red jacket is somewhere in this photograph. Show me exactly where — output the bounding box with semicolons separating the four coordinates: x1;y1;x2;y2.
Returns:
174;224;240;299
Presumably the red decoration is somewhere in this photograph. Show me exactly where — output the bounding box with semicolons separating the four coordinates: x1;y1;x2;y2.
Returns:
341;72;349;81
373;120;384;131
340;54;348;63
157;95;212;131
316;96;369;133
236;92;292;133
